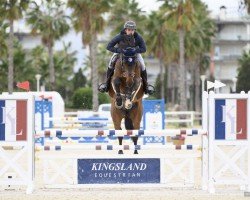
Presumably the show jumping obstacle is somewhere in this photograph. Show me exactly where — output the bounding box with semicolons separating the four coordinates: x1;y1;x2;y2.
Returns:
0;91;250;194
36;129;203;137
36;144;201;151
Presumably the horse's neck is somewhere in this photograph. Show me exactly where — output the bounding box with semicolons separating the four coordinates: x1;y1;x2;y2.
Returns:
135;61;141;76
115;56;124;72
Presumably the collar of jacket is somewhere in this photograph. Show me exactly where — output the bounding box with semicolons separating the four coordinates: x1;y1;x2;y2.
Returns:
120;28;138;38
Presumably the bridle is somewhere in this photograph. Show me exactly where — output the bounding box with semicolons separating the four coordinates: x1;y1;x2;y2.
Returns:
120;53;137;100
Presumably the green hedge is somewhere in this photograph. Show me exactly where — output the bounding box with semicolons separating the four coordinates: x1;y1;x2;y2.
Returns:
72;87;110;109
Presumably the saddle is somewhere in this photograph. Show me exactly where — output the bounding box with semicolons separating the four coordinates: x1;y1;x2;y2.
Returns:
113;47;139;70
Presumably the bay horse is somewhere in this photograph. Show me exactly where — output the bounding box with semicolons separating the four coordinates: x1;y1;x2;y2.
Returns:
108;47;144;154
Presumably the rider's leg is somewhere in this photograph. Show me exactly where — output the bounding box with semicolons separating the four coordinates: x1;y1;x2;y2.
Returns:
98;53;118;93
137;54;154;95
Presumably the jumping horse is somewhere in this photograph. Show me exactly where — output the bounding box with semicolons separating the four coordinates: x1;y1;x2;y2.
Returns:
108;47;144;154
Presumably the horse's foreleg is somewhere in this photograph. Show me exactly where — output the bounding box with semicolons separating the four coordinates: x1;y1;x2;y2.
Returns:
112;112;123;154
112;112;122;130
113;77;123;107
131;77;142;102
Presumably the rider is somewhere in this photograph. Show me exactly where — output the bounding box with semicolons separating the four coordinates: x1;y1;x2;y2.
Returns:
98;20;154;95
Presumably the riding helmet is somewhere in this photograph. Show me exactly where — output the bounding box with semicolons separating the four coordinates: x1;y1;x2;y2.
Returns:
124;21;136;30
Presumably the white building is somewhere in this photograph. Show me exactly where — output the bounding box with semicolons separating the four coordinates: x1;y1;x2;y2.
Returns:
210;6;250;93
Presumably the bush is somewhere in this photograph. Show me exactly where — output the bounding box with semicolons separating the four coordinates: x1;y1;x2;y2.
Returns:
237;51;250;92
99;92;110;105
153;72;168;99
72;87;110;109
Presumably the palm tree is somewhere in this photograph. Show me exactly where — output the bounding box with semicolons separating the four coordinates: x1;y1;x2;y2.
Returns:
0;41;35;92
109;0;146;36
0;0;29;93
26;0;70;90
0;20;8;57
243;0;250;13
145;11;178;99
68;0;113;111
161;0;197;111
97;45;110;83
237;50;250;92
184;2;214;111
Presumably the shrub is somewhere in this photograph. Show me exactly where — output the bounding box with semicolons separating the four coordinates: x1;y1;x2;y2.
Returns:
72;87;110;109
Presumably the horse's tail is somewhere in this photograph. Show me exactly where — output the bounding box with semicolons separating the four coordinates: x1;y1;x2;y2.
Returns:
125;116;134;130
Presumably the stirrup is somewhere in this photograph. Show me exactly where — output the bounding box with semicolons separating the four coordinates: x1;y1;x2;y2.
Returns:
98;83;107;93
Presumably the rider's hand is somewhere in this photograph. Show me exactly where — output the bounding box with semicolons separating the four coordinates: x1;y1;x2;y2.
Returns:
130;48;136;54
122;49;127;54
116;48;122;53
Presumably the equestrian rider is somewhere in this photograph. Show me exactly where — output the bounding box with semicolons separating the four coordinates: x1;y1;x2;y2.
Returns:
98;20;154;95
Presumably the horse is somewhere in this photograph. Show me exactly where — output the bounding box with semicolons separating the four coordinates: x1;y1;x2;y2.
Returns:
108;47;144;154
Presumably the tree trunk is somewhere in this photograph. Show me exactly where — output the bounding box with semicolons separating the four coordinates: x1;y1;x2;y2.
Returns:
195;58;201;112
167;64;172;105
8;20;14;94
178;28;187;111
48;43;55;91
171;64;177;105
90;34;99;111
159;57;164;99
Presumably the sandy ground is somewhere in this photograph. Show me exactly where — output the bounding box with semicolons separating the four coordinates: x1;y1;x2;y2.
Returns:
0;188;248;200
0;134;249;200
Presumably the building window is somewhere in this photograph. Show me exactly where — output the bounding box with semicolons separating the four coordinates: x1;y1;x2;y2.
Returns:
214;46;220;60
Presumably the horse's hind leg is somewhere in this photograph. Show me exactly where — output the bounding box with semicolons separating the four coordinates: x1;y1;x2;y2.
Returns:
118;136;124;154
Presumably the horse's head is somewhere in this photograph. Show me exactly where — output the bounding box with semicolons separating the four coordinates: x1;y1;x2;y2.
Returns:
122;46;137;87
121;47;140;109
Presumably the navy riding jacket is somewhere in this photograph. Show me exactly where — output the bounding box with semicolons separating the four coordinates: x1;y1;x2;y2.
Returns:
106;29;146;54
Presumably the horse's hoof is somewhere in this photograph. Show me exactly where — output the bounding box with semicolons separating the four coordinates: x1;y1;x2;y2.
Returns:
115;101;123;109
118;150;124;154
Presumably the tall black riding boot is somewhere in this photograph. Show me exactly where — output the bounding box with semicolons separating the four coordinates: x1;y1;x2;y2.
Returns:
141;69;155;95
98;68;114;93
